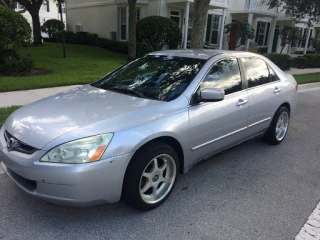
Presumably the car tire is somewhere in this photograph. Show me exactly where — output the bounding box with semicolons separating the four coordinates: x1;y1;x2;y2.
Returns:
263;106;290;145
122;141;179;211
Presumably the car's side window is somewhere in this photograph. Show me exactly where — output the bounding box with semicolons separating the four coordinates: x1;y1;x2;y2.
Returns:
268;65;280;82
200;58;242;95
241;58;270;88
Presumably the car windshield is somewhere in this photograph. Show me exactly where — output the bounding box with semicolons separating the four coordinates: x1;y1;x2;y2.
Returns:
91;55;206;101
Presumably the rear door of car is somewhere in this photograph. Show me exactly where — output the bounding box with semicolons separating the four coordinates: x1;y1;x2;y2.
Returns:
188;57;249;165
239;57;284;138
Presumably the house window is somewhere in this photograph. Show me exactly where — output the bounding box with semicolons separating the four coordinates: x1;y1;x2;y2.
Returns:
40;0;49;12
205;14;221;46
255;21;270;46
119;8;127;41
170;10;181;26
119;8;141;41
14;2;24;10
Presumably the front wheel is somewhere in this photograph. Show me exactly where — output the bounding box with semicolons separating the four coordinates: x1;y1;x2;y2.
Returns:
263;106;290;145
122;141;179;211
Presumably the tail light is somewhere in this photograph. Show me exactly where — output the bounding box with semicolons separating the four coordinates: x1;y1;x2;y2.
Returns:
296;84;298;91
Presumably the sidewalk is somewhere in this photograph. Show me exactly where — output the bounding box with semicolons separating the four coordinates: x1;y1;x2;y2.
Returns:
284;67;320;75
0;85;81;107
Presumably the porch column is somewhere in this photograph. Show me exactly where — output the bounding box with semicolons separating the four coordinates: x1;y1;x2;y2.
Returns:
245;13;253;51
183;1;190;49
267;17;277;53
218;9;226;50
303;27;312;54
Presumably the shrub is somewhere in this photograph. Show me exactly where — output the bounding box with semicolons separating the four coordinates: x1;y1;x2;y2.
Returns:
0;6;33;74
55;31;98;45
0;6;31;51
293;56;307;69
264;53;293;70
258;47;268;54
41;19;64;38
95;37;128;54
304;54;320;68
43;38;56;43
137;16;182;56
294;50;316;55
0;49;34;74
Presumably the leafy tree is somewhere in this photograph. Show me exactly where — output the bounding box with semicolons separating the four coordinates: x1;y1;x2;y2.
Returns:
41;19;64;38
190;0;211;48
0;6;34;73
0;5;31;51
279;26;301;53
128;0;137;60
224;20;255;50
137;16;182;55
268;0;320;20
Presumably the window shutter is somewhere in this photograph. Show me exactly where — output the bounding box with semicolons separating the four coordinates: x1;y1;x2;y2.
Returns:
205;14;212;43
264;22;270;46
308;29;313;47
46;0;49;12
255;21;261;42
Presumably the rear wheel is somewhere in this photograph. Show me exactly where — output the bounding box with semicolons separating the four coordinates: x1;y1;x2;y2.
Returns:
263;106;290;145
122;141;179;211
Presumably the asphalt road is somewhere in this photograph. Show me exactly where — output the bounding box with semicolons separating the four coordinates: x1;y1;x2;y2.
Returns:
1;85;320;240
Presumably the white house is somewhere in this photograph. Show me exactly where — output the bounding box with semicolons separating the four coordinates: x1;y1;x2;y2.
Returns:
14;0;67;38
65;0;318;54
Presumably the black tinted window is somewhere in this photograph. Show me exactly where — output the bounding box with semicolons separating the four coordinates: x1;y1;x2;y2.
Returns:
200;58;242;95
268;65;279;82
92;55;205;102
242;58;270;88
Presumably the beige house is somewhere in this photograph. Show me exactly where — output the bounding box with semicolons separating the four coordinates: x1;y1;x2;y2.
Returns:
65;0;318;54
15;0;66;38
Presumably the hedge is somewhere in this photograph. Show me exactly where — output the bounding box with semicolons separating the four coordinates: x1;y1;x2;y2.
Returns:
303;54;320;68
264;53;293;70
53;31;128;54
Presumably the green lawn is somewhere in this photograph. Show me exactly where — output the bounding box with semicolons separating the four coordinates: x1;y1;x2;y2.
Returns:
0;106;21;127
293;73;320;85
0;43;127;92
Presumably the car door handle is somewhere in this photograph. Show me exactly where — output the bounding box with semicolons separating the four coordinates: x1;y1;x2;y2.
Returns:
236;99;248;106
274;87;281;93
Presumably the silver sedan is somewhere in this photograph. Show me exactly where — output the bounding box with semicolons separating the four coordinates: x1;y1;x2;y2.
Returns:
0;50;297;210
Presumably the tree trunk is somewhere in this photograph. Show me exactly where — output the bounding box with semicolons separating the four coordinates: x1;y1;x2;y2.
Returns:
18;0;43;45
128;0;137;60
190;0;210;48
31;12;42;45
280;43;286;54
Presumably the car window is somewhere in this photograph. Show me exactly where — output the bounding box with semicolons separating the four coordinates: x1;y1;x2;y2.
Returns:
200;58;242;95
268;65;280;82
91;55;206;102
241;58;270;88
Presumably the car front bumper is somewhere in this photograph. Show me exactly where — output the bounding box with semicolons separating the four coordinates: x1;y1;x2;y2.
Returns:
0;136;133;206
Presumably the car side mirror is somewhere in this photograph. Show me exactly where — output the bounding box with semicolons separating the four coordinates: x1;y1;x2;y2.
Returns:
199;88;225;102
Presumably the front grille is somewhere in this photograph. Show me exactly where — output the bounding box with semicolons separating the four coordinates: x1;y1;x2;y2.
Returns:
4;131;38;154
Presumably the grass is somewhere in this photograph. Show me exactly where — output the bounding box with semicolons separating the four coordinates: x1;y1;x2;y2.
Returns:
0;43;127;92
293;73;320;85
0;106;21;127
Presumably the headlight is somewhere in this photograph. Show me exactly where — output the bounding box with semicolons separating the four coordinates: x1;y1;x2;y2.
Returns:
40;133;113;164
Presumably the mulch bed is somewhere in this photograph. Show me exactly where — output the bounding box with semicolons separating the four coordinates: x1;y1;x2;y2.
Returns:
0;68;51;77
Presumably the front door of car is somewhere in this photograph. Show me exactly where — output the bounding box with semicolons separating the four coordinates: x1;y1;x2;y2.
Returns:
240;57;284;138
188;58;249;166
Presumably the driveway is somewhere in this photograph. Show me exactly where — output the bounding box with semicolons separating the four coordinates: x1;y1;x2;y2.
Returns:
0;85;319;240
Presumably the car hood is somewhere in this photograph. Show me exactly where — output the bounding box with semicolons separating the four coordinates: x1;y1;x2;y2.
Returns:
4;85;165;149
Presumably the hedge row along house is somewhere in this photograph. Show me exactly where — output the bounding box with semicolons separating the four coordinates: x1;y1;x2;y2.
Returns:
65;0;318;54
14;0;66;38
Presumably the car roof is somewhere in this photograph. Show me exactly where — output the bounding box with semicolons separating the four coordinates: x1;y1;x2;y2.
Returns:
148;49;261;60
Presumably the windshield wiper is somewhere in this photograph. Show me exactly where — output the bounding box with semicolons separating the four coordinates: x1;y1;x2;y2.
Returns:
106;87;147;99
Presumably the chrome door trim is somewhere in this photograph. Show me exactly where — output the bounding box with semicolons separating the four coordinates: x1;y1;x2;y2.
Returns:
192;127;247;151
248;117;271;128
